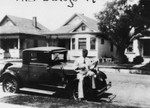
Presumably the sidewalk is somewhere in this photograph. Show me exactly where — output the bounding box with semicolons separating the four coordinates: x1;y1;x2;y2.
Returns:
98;63;150;75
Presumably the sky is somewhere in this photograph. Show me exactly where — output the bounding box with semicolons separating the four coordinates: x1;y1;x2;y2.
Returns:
0;0;138;30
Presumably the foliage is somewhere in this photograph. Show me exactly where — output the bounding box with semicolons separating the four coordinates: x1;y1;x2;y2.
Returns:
133;55;144;64
95;0;150;63
114;54;129;64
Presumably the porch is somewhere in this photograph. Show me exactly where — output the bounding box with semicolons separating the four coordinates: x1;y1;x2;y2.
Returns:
0;34;47;59
125;37;150;63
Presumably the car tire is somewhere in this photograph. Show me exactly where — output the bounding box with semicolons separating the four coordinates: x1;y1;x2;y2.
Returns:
2;76;19;93
69;83;78;101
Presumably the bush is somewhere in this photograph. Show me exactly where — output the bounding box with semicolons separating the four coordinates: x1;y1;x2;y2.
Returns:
133;56;144;64
122;55;129;64
114;55;129;64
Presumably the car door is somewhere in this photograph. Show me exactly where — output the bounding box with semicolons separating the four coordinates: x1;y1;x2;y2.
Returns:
47;65;64;86
46;52;66;86
27;51;49;83
28;63;48;83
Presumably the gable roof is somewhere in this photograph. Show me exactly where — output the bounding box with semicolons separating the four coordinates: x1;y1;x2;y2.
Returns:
64;13;99;32
52;24;78;34
49;13;100;34
0;15;50;35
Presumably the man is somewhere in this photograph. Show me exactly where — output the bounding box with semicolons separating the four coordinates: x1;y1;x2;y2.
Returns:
74;49;97;101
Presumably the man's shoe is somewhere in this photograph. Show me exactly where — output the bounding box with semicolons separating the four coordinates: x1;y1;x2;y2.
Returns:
78;98;87;102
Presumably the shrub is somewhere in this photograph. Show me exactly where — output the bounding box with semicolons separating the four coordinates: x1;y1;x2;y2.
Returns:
122;55;129;64
114;55;129;64
133;56;144;64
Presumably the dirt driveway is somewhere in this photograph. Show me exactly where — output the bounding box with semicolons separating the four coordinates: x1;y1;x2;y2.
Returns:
0;72;150;108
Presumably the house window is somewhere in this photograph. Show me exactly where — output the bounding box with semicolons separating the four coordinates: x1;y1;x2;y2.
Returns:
82;25;86;31
127;42;133;52
90;37;96;50
78;38;86;49
110;43;113;52
101;38;104;44
72;38;75;50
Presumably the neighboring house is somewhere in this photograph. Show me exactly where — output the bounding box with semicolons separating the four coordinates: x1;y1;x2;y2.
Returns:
125;32;150;63
0;15;50;58
46;13;116;61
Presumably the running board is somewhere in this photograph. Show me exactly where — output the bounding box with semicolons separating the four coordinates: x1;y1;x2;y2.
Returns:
20;87;55;95
39;84;66;89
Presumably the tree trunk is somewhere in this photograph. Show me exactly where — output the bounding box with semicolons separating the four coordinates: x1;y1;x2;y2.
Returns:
116;46;127;64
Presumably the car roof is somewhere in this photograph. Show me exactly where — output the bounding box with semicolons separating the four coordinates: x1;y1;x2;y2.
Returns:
23;46;67;53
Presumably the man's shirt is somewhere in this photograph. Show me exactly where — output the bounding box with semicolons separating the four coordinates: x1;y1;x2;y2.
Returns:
73;56;92;73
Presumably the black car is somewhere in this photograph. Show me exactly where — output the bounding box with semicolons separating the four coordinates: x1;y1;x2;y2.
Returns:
0;46;111;100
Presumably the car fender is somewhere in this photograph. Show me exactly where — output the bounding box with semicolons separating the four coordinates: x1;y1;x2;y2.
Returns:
1;62;13;73
97;70;107;79
1;70;23;87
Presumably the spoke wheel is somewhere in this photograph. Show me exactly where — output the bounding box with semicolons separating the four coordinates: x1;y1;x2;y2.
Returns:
2;76;19;93
72;84;78;101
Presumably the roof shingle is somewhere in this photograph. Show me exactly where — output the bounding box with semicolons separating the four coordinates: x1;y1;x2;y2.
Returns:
50;13;100;34
0;15;50;35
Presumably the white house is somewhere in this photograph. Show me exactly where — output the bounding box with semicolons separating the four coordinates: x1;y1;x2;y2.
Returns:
125;35;150;63
46;13;116;61
0;15;50;58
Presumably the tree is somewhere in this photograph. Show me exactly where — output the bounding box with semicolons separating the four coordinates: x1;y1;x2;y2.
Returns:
95;0;150;63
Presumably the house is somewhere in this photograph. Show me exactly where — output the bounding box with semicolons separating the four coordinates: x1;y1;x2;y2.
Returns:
46;13;116;61
0;15;50;58
125;31;150;63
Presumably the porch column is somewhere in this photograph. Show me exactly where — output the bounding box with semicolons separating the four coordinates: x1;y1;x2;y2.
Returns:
46;39;49;47
46;36;49;47
0;39;2;48
75;37;78;50
87;37;90;50
18;38;20;49
133;39;140;56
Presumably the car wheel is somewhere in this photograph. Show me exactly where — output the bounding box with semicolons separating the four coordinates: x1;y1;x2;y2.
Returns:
2;76;19;93
70;83;78;101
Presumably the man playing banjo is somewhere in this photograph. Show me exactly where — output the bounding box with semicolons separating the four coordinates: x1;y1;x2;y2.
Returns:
74;49;98;101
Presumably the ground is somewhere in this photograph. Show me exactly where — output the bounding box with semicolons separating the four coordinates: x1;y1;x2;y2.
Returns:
0;71;150;108
107;72;150;107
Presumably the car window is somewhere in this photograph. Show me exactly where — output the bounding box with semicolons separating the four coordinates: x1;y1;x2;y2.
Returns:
31;52;37;62
30;52;50;64
23;50;67;66
52;53;64;61
51;52;67;66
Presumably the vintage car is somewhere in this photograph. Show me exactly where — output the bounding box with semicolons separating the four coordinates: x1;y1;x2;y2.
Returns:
0;47;111;100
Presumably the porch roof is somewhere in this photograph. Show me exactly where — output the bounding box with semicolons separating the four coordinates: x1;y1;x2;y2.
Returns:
48;32;101;39
24;46;67;52
140;36;150;39
50;35;72;39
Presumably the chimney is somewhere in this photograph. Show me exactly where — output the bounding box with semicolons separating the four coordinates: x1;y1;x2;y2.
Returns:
32;17;37;28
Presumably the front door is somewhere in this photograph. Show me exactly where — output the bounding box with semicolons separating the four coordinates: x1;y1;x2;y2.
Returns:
143;40;150;56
